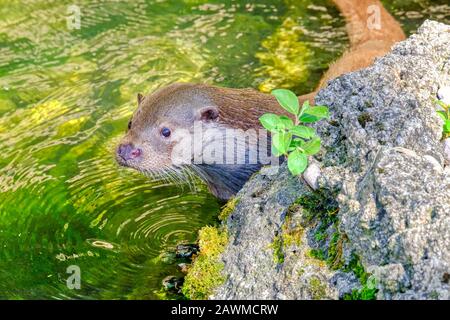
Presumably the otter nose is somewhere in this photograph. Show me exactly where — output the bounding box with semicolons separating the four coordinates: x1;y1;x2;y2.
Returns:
117;143;142;161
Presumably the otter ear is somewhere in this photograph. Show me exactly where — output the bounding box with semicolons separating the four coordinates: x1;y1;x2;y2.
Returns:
197;106;219;122
137;93;144;104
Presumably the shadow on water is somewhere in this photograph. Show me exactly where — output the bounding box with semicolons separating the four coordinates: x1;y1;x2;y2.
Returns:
0;0;448;299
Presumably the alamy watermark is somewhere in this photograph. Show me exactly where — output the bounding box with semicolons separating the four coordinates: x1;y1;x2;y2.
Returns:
367;5;382;30
169;122;279;169
67;5;81;30
66;265;81;290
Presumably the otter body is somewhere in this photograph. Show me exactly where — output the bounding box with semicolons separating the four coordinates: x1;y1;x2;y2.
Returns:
117;0;405;200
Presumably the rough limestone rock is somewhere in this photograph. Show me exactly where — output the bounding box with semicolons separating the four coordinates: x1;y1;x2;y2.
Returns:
212;21;450;300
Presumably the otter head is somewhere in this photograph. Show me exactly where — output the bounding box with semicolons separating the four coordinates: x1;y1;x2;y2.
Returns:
116;83;220;172
116;83;275;200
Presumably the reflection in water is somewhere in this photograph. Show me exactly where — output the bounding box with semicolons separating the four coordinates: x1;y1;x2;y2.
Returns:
0;0;448;299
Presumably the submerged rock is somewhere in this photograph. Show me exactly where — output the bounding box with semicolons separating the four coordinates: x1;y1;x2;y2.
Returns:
162;276;184;293
177;263;190;274
158;251;176;264
212;20;450;300
176;244;199;259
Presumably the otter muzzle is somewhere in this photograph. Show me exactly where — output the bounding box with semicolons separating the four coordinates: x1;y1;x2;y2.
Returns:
117;143;142;162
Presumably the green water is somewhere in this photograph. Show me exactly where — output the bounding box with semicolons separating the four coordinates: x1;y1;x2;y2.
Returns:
0;0;448;300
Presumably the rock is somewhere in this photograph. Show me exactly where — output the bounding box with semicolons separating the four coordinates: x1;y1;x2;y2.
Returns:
302;160;321;190
178;263;190;274
437;86;450;105
158;251;176;264
162;276;184;293
444;138;450;165
212;20;450;300
339;148;450;299
423;155;443;172
176;244;199;259
211;162;343;300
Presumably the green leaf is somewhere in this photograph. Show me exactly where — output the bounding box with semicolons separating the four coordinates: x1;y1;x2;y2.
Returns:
272;89;299;115
303;137;321;155
271;144;283;157
299;100;311;117
260;113;281;132
290;125;316;139
278;116;294;129
287;150;308;175
300;106;330;123
290;138;304;147
272;132;292;155
288;139;304;152
444;120;450;133
437;111;447;121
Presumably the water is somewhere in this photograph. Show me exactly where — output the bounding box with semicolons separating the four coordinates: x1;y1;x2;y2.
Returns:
0;0;448;300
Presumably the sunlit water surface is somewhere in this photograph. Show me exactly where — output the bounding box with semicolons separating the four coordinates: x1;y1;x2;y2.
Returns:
0;0;448;299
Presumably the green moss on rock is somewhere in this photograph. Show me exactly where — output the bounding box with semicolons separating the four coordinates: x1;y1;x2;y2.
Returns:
182;226;228;300
269;235;285;264
288;188;378;299
218;197;239;222
291;188;339;225
343;285;377;300
326;231;346;270
342;254;378;300
282;214;303;248
308;248;326;261
309;277;327;300
289;188;344;269
269;210;304;265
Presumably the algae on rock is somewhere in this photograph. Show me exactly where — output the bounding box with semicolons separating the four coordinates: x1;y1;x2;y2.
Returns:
182;226;228;300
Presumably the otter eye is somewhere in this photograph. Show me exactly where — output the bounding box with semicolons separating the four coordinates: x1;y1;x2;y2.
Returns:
161;127;171;138
127;120;132;130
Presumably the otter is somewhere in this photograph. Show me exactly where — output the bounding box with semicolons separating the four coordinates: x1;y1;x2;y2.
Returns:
116;0;406;200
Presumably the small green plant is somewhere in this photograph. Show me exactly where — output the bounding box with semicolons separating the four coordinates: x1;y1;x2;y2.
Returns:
259;89;329;175
436;100;450;139
343;276;378;300
342;254;378;300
